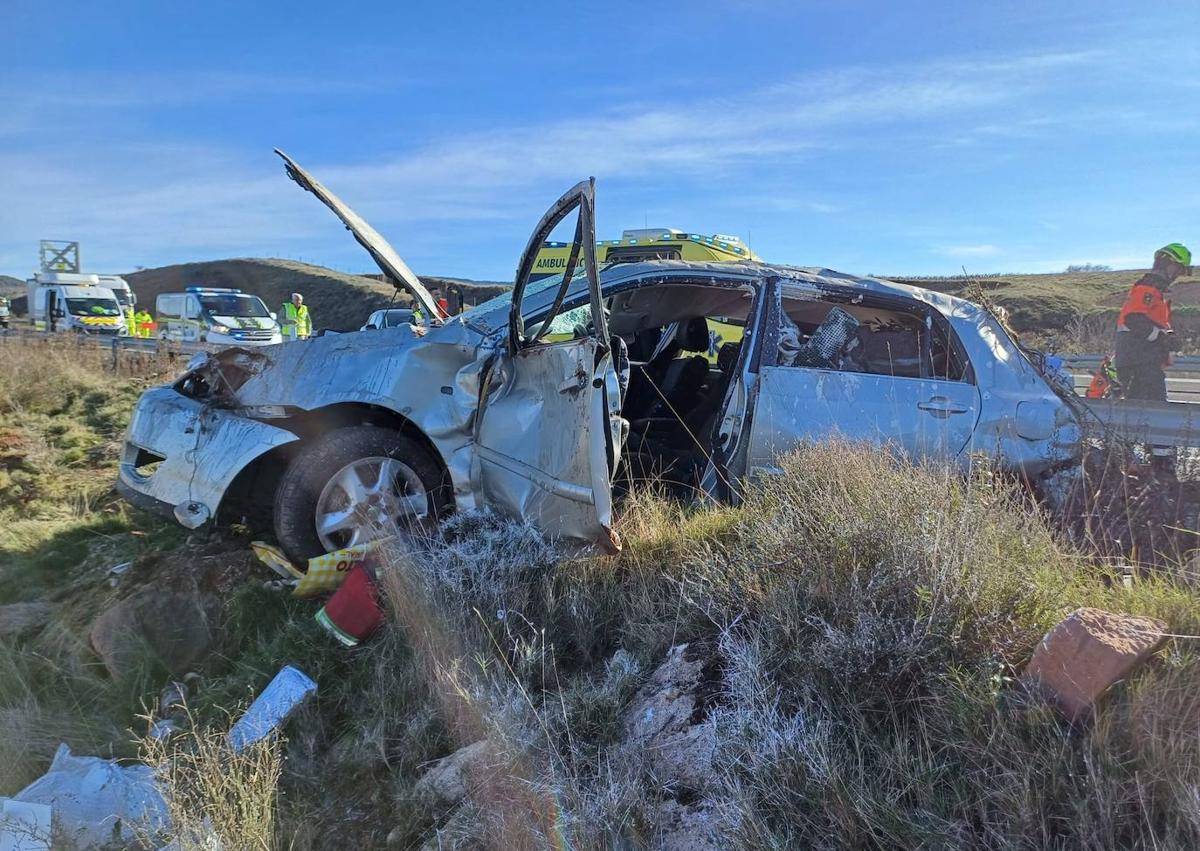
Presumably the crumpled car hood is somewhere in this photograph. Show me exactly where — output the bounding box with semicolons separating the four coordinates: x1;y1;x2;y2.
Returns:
219;321;487;414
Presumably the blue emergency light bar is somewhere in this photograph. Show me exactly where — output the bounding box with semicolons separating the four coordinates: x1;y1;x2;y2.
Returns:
186;286;242;294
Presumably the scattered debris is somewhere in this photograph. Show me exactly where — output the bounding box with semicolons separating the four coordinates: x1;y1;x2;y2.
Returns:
251;539;383;598
294;541;384;597
13;744;169;849
227;665;317;753
1022;607;1169;723
148;719;181;742
107;562;132;588
0;603;52;640
0;797;51;851
250;541;303;581
315;563;383;647
89;590;217;679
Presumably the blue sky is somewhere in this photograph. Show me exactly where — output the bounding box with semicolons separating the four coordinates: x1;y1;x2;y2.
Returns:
2;0;1197;281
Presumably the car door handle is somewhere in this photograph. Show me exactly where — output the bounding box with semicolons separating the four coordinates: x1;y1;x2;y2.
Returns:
918;396;970;416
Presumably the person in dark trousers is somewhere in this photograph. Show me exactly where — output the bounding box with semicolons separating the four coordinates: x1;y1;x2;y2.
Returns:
1114;242;1192;474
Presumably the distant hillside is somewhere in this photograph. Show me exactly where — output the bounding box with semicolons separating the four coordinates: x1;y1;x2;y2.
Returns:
123;259;510;332
0;275;23;300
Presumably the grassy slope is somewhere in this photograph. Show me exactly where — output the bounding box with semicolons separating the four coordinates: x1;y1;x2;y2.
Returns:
121;259;511;332
3;341;1200;848
894;268;1200;350
0;275;23;301
0;342;194;791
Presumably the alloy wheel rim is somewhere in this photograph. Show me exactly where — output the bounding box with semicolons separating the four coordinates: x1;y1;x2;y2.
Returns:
314;455;429;551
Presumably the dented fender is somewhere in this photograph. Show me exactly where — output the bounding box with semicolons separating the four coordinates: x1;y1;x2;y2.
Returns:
117;387;299;525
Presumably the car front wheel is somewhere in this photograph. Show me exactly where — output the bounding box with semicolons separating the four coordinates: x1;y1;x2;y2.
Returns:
272;425;451;563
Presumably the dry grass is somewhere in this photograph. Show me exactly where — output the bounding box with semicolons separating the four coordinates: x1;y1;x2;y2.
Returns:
4;338;1200;848
230;444;1189;849
141;711;283;851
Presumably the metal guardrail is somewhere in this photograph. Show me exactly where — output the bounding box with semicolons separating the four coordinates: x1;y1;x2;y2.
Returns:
1061;353;1200;374
1079;397;1200;448
0;327;218;363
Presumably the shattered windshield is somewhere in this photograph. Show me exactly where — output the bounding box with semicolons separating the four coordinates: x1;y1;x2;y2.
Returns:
199;294;271;318
65;298;121;317
461;269;591;327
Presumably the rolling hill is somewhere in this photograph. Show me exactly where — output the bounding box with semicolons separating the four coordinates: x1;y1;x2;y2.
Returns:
121;258;508;331
0;275;23;300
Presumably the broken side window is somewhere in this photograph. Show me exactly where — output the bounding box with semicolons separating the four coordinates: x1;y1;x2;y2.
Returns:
777;296;972;383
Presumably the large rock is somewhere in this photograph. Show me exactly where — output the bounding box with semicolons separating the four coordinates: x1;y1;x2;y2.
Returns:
623;644;710;742
1022;607;1168;723
413;740;501;810
89;590;217;679
620;644;719;793
0;602;53;638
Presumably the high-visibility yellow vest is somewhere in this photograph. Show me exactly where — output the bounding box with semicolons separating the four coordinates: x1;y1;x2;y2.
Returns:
281;302;311;339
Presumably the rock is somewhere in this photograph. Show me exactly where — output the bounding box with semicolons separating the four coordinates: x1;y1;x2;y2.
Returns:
652;800;726;851
89;590;217;679
413;740;501;810
619;644;719;793
0;602;53;638
622;644;710;742
645;724;719;791
1022;607;1168;723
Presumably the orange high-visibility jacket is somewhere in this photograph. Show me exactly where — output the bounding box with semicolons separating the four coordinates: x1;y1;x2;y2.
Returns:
1117;277;1172;332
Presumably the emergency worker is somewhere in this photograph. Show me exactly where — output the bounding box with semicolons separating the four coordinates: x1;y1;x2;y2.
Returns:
135;309;154;337
1114;242;1191;475
125;309;137;337
1114;243;1191;401
280;292;312;340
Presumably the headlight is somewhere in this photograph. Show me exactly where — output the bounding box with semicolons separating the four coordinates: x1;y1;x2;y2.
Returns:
211;324;232;335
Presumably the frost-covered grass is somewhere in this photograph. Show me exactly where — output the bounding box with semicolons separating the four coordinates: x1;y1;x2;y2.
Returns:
246;446;1200;849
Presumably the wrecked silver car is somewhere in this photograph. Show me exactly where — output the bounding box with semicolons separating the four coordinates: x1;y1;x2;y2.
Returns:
117;152;1082;561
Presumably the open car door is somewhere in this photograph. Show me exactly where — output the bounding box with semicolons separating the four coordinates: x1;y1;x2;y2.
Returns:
274;149;442;322
473;178;626;551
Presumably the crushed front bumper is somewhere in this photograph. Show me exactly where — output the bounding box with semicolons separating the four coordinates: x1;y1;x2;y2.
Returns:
117;387;299;528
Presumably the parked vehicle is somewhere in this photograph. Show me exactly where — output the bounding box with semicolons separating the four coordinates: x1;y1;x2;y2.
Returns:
96;274;137;316
117;153;1082;561
156;287;283;346
26;272;128;336
361;308;415;330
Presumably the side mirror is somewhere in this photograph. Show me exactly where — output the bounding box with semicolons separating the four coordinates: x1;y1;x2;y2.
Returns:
270;311;277;321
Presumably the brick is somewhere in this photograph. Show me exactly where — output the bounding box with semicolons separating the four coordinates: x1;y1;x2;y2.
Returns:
1023;607;1167;723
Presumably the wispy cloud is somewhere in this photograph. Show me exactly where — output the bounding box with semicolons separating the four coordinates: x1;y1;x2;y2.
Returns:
939;244;1000;258
0;47;1122;273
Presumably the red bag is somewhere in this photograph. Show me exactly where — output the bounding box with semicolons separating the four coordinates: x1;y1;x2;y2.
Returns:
315;563;383;647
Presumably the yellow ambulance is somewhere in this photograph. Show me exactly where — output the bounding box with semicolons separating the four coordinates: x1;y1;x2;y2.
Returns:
530;227;759;282
533;228;759;357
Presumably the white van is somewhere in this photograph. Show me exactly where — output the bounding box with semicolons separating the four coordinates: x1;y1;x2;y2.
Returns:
156;287;282;346
26;272;128;336
96;274;137;316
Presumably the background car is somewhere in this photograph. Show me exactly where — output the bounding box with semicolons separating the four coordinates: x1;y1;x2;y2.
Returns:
361;308;416;330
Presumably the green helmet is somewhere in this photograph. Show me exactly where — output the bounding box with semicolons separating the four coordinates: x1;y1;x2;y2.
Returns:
1156;243;1192;267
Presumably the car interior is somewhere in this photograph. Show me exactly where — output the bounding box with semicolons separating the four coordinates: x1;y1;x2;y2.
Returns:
524;279;974;497
777;293;973;383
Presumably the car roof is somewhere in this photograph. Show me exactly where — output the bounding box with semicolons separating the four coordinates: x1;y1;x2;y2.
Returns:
599;259;977;318
461;258;982;332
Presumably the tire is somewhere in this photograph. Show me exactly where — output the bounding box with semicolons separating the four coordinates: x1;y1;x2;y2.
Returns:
272;425;451;563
